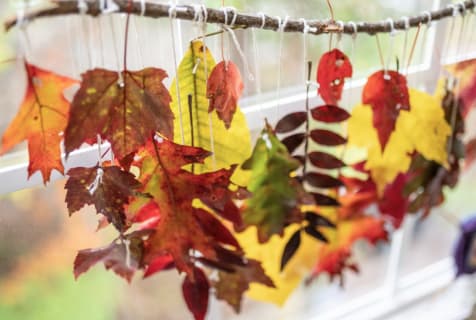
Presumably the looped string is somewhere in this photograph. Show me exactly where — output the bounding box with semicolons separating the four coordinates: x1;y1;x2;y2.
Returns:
348;21;358;39
422;11;432;26
257;12;266;29
137;0;146;16
222;7;237;26
275;15;289;122
335;20;344;47
223;26;254;81
401;16;410;73
99;0;119;14
457;2;467;16
78;0;88;14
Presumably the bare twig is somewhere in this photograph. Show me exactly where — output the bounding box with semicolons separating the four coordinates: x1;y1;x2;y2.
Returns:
4;0;475;36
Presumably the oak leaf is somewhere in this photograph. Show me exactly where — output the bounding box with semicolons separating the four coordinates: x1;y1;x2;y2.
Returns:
64;68;173;162
207;61;244;129
1;62;77;183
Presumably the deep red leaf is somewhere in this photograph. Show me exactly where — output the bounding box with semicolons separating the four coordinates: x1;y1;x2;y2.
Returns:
281;133;306;154
310;129;347;146
305;172;344;188
280;229;301;271
275;112;307;133
311;105;350;123
308;151;345;169
207;61;244;128
317;49;353;105
193;208;241;249
143;255;174;278
182;268;210;320
378;173;409;228
362;70;410;150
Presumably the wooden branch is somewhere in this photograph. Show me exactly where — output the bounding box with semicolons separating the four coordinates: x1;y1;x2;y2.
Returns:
5;0;476;36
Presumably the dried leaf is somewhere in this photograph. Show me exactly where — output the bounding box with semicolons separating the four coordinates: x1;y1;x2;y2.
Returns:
280;230;301;271
348;89;451;193
212;259;275;313
65;165;143;231
182;268;210;320
311;105;350;123
207;61;244;128
1;62;77;183
275;112;307;133
362;70;410;151
310;129;347;146
317;49;353;105
241;123;309;243
281;133;306;154
64;68;173;161
304;172;343;188
308;151;345;169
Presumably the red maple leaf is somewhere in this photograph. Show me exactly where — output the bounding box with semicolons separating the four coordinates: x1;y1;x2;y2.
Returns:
1;62;77;183
64;68;174;162
362;70;410;151
317;49;353;105
207;61;244;129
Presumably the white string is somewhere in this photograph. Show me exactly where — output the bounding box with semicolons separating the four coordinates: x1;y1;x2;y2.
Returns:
108;15;123;83
418;12;432;87
443;5;458;63
139;0;146;16
335;20;344;49
300;18;310;84
88;167;104;195
275;15;289;122
384;18;396;79
456;3;467;61
169;4;185;144
347;21;358;108
124;239;132;268
132;17;145;69
223;26;254;81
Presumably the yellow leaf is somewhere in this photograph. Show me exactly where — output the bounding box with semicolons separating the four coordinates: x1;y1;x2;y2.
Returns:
236;225;317;306
169;40;251;185
348;89;451;193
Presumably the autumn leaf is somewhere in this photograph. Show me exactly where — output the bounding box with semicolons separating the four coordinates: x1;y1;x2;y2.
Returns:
182;268;210;320
65;164;144;231
212;259;275;313
362;70;410;151
130;138;243;277
311;215;388;284
64;67;173;162
241;122;312;243
74;230;152;283
169;40;251;185
317;49;353;105
207;61;244;129
0;62;77;183
348;89;451;193
446;58;476;117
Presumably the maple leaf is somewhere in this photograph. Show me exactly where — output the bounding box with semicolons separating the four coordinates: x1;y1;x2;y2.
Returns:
207;60;244;129
317;49;353;105
310;215;388;284
362;70;410;151
212;259;275;313
0;62;77;183
65;164;144;231
240;122;312;243
64;68;173;162
74;230;152;283
348;89;451;193
131;138;243;277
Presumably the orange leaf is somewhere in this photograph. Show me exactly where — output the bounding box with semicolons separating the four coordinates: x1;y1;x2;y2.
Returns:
207;61;244;129
1;62;77;183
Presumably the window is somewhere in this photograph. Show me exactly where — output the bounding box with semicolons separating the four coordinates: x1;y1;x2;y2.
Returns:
1;0;475;319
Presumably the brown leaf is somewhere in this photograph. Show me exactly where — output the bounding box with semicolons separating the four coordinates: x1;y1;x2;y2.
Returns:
311;193;340;207
207;61;244;129
308;151;345;169
305;172;344;188
310;129;347;146
280;229;301;271
281;133;306;154
275;112;307;133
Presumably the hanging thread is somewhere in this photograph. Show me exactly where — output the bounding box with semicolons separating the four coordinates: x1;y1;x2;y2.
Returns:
275;15;289;122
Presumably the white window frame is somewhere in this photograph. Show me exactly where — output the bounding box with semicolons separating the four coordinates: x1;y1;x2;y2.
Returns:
0;0;473;318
